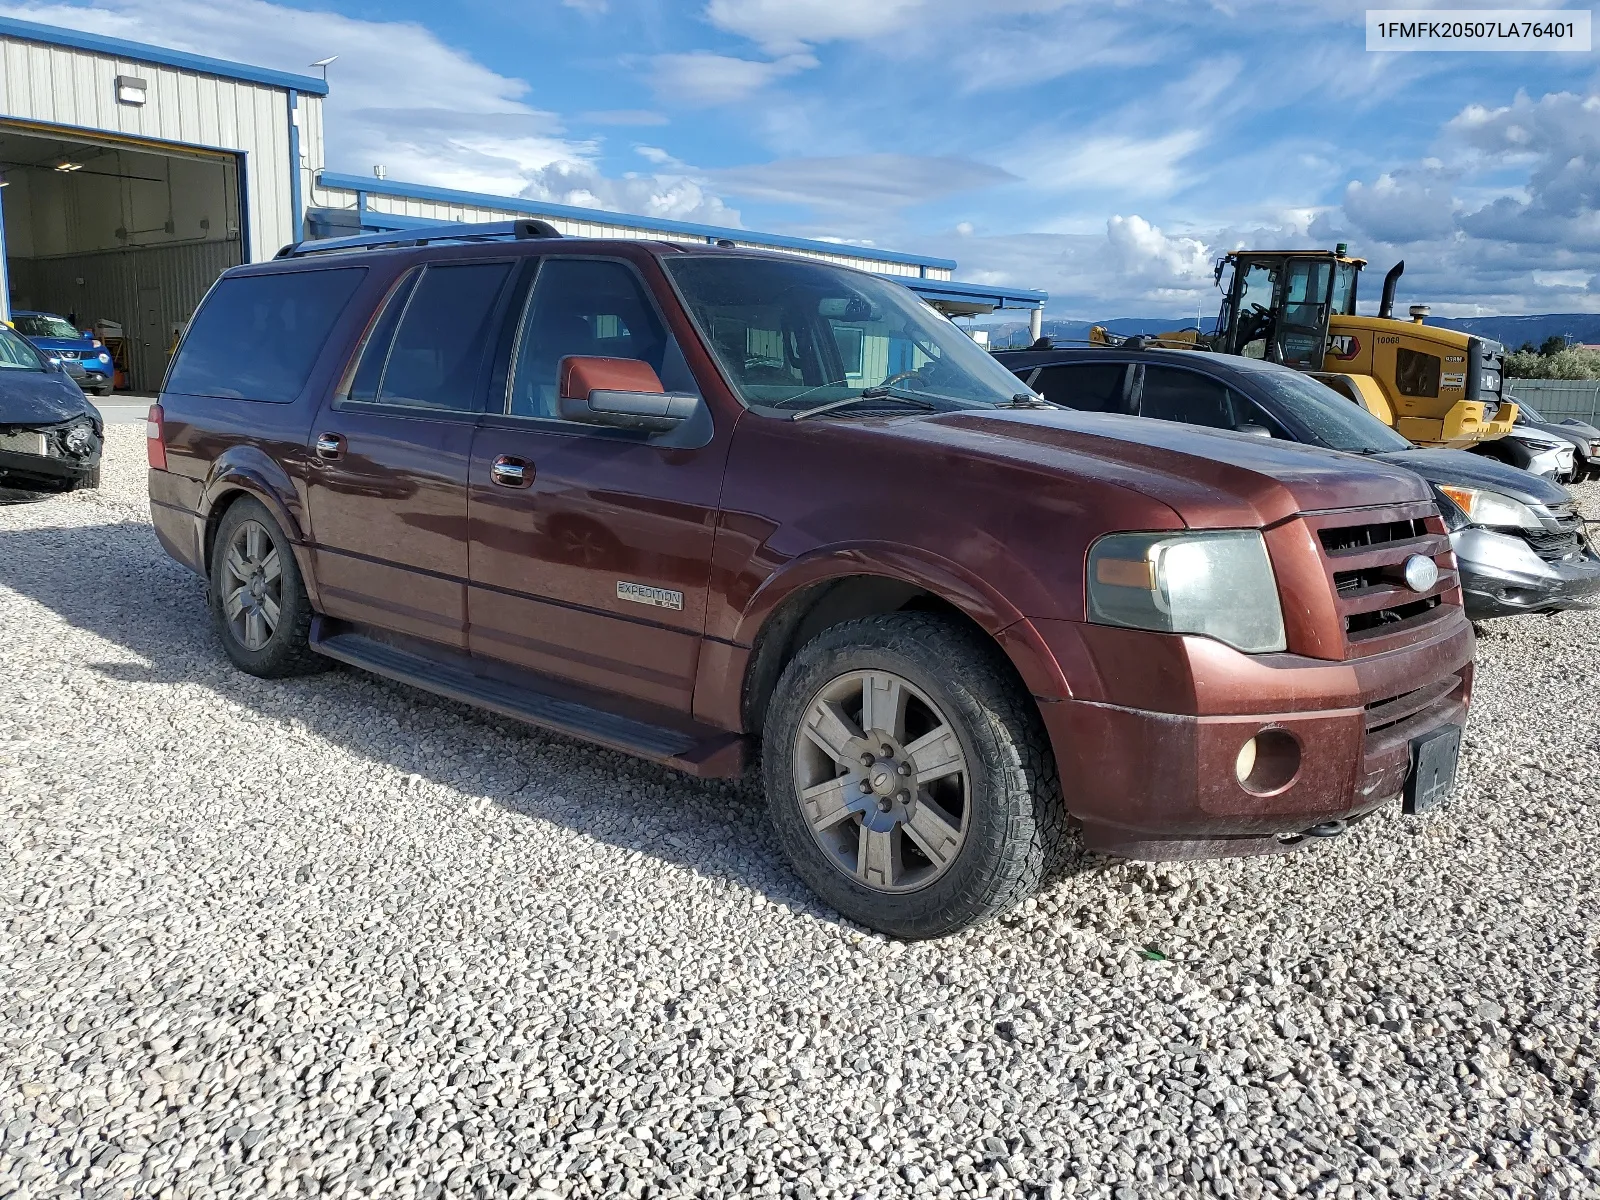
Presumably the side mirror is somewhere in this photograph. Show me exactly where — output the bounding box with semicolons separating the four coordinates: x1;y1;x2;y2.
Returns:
556;356;699;433
1235;423;1274;438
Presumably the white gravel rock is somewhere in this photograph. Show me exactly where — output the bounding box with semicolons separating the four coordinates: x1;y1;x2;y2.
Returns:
1;425;1598;1199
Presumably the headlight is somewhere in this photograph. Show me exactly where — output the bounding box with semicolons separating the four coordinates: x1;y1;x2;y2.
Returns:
1436;484;1542;530
1479;370;1501;394
1087;530;1287;653
97;352;111;364
62;421;97;457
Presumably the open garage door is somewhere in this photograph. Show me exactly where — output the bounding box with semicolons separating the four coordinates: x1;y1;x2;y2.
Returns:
0;121;244;392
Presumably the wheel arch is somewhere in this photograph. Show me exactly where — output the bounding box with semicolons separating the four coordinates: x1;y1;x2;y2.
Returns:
733;550;1070;738
199;450;321;609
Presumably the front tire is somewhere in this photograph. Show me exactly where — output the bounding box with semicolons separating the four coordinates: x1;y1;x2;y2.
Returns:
762;613;1064;939
209;498;327;678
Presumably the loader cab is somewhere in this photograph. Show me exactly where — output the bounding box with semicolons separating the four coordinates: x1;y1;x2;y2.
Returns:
1215;250;1363;371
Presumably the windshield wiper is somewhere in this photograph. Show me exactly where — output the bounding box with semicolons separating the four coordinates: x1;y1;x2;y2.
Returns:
997;393;1055;409
790;386;951;421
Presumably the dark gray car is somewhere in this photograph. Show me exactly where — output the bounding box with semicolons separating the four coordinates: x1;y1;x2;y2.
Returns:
995;346;1600;620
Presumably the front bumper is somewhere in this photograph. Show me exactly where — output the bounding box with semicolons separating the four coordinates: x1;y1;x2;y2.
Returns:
1454;526;1600;619
1033;616;1475;859
0;424;102;491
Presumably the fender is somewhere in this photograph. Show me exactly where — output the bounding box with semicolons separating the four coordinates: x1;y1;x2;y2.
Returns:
198;446;323;610
731;541;1072;702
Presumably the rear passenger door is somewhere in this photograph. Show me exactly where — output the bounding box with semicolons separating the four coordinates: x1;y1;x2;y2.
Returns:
1134;366;1239;430
465;255;728;715
304;259;516;649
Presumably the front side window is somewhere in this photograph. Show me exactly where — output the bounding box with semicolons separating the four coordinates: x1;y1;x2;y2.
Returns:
0;326;45;370
506;258;694;419
1277;259;1333;369
1138;367;1234;428
1230;261;1278;358
344;261;512;413
167;267;367;403
666;256;1027;412
1329;263;1358;316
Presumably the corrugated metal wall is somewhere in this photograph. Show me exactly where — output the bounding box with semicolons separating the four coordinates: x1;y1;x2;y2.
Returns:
0;33;295;260
309;183;953;281
8;240;240;389
1508;378;1600;423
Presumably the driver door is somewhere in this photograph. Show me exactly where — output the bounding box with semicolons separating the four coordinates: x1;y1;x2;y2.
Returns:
1226;260;1279;358
1273;258;1334;370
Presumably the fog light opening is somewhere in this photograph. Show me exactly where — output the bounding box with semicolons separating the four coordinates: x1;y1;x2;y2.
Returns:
1236;728;1301;795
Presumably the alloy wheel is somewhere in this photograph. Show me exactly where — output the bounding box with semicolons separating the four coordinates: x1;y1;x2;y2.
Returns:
792;669;970;893
220;520;282;652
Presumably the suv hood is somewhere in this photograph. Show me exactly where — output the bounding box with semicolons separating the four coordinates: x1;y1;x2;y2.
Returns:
1374;447;1571;508
1520;420;1596;451
0;369;98;426
905;408;1432;526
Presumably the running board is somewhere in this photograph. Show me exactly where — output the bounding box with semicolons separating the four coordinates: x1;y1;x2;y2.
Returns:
310;623;746;779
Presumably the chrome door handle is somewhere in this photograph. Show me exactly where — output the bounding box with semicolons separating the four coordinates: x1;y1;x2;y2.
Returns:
315;433;344;460
491;455;532;488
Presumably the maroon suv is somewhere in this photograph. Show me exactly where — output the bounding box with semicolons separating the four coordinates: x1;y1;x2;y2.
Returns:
148;222;1474;937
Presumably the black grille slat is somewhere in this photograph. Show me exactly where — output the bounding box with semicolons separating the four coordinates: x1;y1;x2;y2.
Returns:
1365;676;1462;735
1318;517;1428;555
1345;595;1443;638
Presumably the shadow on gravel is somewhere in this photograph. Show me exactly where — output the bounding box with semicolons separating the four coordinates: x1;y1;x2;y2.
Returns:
0;520;894;921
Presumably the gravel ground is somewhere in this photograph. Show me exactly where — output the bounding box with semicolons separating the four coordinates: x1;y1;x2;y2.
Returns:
3;425;1599;1200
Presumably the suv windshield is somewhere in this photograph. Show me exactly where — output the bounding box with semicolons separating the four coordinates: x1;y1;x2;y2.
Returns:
12;314;80;339
1246;361;1411;453
0;326;46;370
666;256;1026;412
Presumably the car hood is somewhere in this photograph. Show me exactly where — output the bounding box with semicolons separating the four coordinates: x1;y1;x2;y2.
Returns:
899;408;1432;527
1505;424;1572;449
0;369;99;426
26;336;94;353
1372;447;1571;508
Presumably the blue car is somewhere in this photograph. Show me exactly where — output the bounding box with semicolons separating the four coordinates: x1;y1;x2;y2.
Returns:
9;310;116;396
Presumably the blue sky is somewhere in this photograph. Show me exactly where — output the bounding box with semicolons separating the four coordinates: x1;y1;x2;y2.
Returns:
4;0;1596;318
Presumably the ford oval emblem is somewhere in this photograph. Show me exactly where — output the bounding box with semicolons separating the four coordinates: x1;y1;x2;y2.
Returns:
1403;554;1439;593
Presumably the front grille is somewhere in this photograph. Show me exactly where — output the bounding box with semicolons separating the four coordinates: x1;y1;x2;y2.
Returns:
1300;501;1459;659
1526;509;1588;562
1318;517;1427;554
56;350;80;360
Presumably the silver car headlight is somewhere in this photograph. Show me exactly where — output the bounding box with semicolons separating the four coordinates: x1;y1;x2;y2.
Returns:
1436;485;1543;531
1087;530;1287;653
62;420;97;457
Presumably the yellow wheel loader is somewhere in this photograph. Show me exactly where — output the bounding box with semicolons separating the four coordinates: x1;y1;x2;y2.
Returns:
1089;247;1516;449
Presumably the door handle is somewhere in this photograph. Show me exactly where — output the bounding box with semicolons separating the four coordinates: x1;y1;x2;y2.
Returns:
315;433;345;460
491;455;533;488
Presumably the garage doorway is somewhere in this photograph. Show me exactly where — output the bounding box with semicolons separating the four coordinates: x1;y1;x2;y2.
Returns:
0;121;244;391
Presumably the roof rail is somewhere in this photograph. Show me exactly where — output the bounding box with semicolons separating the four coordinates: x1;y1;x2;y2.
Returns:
275;218;563;259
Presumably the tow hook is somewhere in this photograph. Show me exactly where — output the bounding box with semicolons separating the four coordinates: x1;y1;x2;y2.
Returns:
1276;819;1348;846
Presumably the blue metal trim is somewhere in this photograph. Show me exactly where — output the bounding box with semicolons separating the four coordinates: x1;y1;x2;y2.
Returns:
287;91;303;241
0;15;330;95
316;170;957;270
905;280;1047;308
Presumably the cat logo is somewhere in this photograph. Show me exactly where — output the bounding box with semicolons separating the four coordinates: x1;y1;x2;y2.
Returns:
1327;333;1362;360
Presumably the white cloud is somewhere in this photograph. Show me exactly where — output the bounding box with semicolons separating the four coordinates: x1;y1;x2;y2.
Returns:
710;154;1015;214
704;0;928;55
1343;168;1458;243
0;0;743;224
650;51;817;107
1016;130;1208;201
1105;215;1211;279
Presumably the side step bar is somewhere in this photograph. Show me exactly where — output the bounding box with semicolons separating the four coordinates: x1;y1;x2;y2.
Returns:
310;623;745;779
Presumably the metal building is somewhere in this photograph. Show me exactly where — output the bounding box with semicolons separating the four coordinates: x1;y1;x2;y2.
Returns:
0;16;324;388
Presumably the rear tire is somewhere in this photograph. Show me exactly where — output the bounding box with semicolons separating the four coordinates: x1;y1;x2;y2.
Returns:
762;612;1064;939
209;498;327;678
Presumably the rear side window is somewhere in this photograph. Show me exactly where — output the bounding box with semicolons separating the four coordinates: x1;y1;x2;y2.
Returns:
1031;363;1129;412
344;262;512;413
166;267;366;403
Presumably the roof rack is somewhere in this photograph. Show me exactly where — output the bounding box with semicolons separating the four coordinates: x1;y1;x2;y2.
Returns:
275;218;563;259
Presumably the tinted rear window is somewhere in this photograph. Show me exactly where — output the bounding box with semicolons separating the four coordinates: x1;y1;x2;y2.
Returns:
165;267;367;403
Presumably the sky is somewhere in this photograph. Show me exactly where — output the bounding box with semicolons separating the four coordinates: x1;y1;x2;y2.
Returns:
1;0;1596;319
